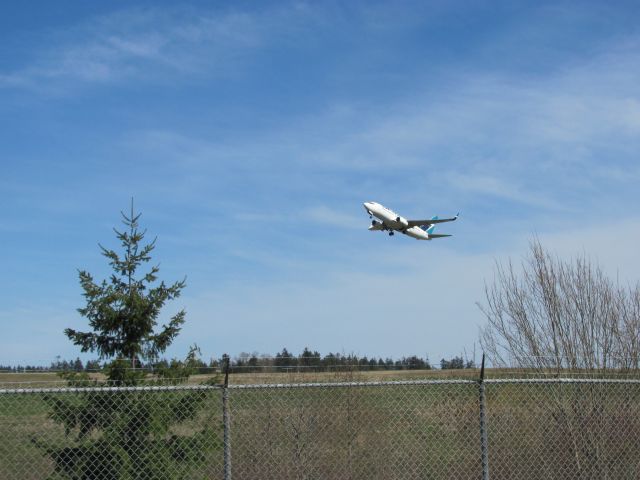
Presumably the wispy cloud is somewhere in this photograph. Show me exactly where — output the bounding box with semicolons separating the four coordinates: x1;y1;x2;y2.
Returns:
0;8;268;90
536;217;640;284
4;215;638;364
303;206;363;229
232;205;362;230
179;245;494;361
119;32;640;223
443;172;566;211
174;215;640;362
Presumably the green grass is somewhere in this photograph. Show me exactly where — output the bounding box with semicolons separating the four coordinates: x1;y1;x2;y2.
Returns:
0;389;224;480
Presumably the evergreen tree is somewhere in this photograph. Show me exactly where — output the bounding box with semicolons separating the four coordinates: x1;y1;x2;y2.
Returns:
65;202;186;369
85;359;101;371
247;354;259;373
440;356;464;370
73;357;84;372
275;348;295;368
39;204;220;479
299;347;316;367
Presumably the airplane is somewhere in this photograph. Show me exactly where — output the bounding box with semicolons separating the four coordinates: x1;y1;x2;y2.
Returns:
363;201;458;240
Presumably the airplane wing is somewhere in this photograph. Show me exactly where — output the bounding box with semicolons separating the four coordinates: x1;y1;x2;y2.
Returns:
428;234;452;239
406;214;459;228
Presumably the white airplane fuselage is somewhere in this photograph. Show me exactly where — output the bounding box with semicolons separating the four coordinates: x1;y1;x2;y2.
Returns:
363;201;431;240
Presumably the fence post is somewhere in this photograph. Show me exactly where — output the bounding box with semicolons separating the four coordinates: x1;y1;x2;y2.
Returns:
223;355;232;480
479;353;490;480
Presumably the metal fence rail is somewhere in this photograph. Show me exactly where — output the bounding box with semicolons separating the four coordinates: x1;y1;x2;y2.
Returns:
2;378;640;479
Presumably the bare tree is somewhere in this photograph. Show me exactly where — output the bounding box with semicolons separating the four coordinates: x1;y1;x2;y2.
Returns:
479;240;640;478
479;238;640;372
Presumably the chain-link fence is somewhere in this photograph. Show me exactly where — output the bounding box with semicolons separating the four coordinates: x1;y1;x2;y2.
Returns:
2;377;640;479
0;384;224;480
486;378;640;480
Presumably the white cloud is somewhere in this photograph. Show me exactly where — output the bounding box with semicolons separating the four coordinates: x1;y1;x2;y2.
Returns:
115;35;640;236
443;172;565;210
304;206;363;229
123;35;640;220
536;217;640;284
0;8;268;90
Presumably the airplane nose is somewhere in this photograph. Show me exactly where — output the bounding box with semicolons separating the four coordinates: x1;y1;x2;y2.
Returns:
363;202;375;216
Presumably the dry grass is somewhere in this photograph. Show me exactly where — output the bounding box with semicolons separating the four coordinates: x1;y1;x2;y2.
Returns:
5;367;639;390
1;368;484;389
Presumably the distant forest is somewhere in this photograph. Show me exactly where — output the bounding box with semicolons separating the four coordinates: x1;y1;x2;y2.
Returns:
0;347;476;373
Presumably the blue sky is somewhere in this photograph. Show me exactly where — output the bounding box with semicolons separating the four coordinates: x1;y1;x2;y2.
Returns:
1;1;639;366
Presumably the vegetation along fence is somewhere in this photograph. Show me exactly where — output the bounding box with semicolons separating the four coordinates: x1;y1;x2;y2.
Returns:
2;376;640;479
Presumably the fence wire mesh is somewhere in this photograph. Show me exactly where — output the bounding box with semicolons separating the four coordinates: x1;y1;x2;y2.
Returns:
485;379;640;480
2;378;640;479
227;381;481;480
0;385;223;480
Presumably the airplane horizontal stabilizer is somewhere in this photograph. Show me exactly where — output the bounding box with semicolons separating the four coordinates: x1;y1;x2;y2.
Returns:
429;234;452;238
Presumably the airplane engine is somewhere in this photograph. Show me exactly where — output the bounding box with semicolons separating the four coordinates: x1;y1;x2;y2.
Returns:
371;219;379;226
395;216;409;228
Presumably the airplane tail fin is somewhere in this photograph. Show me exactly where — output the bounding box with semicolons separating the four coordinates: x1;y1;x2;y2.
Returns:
420;216;438;234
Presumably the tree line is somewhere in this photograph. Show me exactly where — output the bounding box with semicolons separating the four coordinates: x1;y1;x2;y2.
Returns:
232;348;476;371
0;350;475;374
